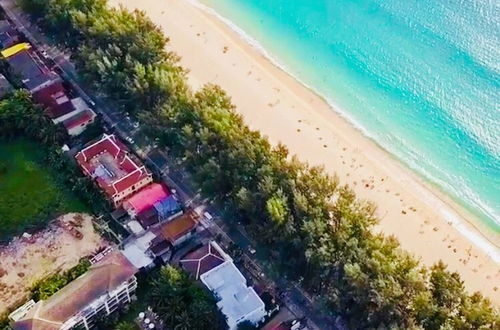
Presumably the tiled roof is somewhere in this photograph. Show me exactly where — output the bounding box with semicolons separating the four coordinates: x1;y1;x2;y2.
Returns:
14;251;137;330
180;241;227;279
149;237;170;256
136;207;159;228
62;109;95;130
109;169;146;196
75;134;151;198
153;195;181;219
160;211;198;244
31;82;75;119
76;134;124;162
13;317;60;330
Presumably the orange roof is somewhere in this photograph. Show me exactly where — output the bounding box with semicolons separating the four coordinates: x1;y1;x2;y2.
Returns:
161;211;198;243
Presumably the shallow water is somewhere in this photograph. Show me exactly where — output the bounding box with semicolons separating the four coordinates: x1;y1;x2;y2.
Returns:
199;0;500;231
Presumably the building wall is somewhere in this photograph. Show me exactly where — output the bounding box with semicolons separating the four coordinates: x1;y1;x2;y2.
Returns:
67;117;95;136
238;302;266;329
200;260;267;330
63;277;137;330
52;107;84;124
221;298;266;330
112;175;153;207
171;231;193;247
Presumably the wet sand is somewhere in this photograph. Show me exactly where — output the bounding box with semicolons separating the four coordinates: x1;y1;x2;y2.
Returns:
110;0;500;303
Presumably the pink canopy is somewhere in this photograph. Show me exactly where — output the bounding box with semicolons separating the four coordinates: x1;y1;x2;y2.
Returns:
124;183;170;214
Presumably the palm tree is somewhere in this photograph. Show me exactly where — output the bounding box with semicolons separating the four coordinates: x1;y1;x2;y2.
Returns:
114;321;137;330
173;310;192;330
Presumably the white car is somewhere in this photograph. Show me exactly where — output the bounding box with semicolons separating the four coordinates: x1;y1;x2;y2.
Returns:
125;136;135;144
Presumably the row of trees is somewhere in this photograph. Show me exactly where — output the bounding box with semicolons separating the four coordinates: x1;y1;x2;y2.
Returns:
149;266;226;330
31;258;91;300
0;91;107;326
0;90;111;215
18;0;499;328
0;90;67;145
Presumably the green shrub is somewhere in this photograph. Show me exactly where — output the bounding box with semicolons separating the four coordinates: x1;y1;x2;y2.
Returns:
31;258;91;301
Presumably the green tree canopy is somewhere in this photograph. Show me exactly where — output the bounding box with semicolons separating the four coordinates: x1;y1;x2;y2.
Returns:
19;0;500;327
149;266;226;330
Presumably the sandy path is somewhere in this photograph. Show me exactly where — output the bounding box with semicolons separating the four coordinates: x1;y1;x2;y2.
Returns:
110;0;500;303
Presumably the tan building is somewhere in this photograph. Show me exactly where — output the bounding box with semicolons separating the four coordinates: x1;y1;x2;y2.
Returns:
75;134;153;207
11;250;138;330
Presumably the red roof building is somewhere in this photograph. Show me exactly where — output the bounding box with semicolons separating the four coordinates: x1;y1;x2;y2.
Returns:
62;109;96;136
136;207;159;229
180;241;228;279
75;134;153;207
3;44;95;136
31;81;72;118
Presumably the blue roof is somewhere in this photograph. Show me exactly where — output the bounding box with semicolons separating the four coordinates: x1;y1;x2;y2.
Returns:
153;195;180;218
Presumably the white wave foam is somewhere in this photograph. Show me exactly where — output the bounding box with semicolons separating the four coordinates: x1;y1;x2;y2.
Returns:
186;0;500;262
186;0;374;138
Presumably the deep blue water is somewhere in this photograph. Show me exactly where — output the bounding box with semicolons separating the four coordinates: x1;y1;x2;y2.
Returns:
200;0;500;231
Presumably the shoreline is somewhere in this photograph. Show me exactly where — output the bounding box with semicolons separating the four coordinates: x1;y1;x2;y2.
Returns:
186;0;500;246
110;0;500;303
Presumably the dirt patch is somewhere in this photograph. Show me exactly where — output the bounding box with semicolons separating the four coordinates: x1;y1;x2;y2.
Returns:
0;213;107;315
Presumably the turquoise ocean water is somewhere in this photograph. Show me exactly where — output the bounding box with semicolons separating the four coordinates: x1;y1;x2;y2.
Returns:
198;0;500;232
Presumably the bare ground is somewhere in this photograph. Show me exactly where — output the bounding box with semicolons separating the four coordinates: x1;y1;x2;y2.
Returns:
0;213;107;314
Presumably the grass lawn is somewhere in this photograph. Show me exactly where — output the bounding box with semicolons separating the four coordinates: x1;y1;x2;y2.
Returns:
0;138;88;241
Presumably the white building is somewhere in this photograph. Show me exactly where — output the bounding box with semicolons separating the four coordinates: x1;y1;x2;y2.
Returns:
181;241;266;329
11;250;138;330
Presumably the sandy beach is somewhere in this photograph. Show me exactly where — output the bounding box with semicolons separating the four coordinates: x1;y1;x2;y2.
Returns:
109;0;500;303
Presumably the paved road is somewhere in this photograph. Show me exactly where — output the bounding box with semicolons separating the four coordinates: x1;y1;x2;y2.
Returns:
0;2;336;328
